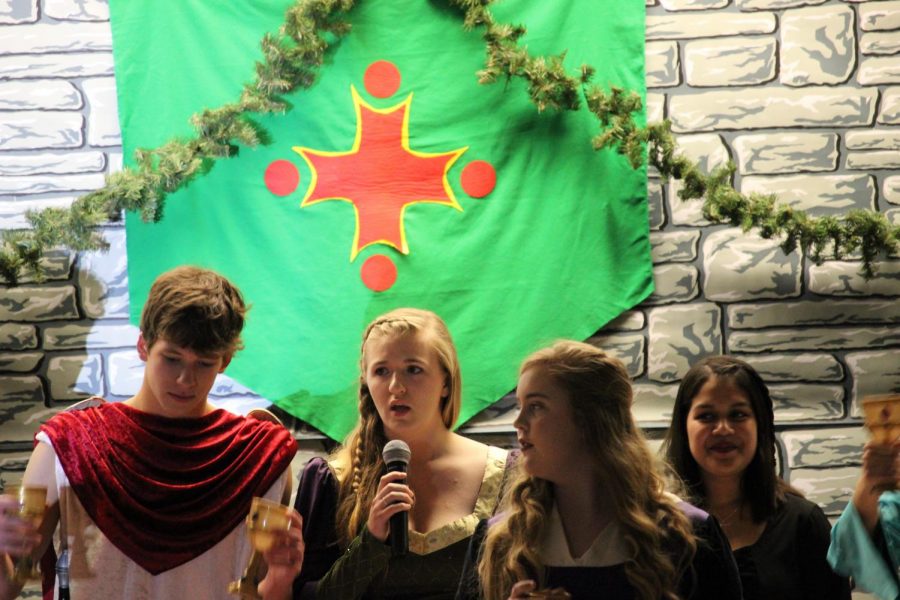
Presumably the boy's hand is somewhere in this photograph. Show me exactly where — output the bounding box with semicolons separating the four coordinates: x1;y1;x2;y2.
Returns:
258;509;304;600
0;495;40;558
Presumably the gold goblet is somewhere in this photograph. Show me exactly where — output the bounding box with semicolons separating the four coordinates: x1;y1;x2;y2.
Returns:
4;484;48;584
228;497;292;599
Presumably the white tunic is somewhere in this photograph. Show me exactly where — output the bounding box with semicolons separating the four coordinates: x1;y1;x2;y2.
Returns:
36;433;290;600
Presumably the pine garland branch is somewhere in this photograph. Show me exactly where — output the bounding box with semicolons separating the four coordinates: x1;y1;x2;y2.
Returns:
2;0;896;286
451;0;899;277
0;0;355;285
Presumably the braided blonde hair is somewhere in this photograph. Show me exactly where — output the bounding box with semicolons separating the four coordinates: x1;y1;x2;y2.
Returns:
478;341;697;600
331;308;462;546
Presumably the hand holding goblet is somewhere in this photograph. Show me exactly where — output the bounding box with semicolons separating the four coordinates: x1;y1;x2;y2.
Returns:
229;497;294;600
2;484;47;584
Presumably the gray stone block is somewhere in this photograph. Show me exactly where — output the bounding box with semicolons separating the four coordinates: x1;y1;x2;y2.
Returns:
0;396;55;447
648;178;665;230
646;264;699;305
740;174;875;214
0;22;111;54
0;451;31;477
46;354;104;400
0;111;83;150
809;261;900;296
647;94;665;124
0;0;37;24
106;350;143;397
740;353;843;382
78;228;130;319
43;0;109;20
729;326;900;353
782;427;865;468
0;197;76;230
668;133;729;225
0;151;106;177
881;175;900;204
659;0;728;8
847;350;900;418
728;299;900;328
647;13;776;40
684;37;776;87
43;323;137;350
703;229;801;301
888;208;900;229
82;77;121;147
633;383;678;425
107;151;123;173
0;286;78;322
845;129;900;151
669;87;877;132
586;333;645;378
603;310;646;332
736;0;826;7
0;173;107;195
0;52;114;80
0;324;37;350
781;5;855;86
789;466;857;515
859;1;900;32
210;374;257;398
647;41;680;88
0;352;42;372
847;151;900;170
17;250;74;283
769;383;845;422
861;32;900;56
734;133;838;174
647;303;722;382
881;87;900;125
0;375;42;403
459;393;517;433
0;80;81;110
650;230;699;264
859;56;900;85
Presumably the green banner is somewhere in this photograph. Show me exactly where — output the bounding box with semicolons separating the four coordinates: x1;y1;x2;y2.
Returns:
110;0;651;440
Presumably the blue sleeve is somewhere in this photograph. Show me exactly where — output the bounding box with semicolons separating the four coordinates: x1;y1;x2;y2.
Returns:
829;499;900;600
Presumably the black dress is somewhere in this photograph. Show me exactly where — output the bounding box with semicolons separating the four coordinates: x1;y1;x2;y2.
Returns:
733;493;850;600
455;501;742;600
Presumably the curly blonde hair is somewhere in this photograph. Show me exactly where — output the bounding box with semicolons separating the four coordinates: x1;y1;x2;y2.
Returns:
330;308;462;546
478;341;697;600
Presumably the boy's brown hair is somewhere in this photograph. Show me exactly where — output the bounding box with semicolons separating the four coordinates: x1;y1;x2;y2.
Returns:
140;266;247;355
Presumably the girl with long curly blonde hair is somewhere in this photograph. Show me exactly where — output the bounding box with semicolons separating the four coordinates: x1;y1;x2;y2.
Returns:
457;341;741;600
292;308;509;599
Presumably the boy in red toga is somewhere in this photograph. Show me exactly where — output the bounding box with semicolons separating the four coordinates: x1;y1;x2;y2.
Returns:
0;266;302;600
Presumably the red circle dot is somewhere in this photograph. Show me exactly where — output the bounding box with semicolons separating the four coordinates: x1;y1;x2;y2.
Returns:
361;255;397;292
460;160;496;199
264;160;300;197
364;61;401;99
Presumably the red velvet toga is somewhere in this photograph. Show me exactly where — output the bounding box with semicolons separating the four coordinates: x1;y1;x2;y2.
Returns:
38;402;297;575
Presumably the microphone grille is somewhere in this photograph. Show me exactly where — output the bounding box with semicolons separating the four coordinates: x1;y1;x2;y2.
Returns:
382;439;411;465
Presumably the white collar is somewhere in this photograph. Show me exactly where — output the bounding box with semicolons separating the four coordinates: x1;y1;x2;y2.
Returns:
539;502;630;567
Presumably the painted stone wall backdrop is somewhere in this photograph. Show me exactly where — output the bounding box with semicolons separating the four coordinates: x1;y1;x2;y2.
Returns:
0;0;898;569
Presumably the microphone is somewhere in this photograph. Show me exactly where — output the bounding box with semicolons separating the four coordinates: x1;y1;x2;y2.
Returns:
382;439;411;556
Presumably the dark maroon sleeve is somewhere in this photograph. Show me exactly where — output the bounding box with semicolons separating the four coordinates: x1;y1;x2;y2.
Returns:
292;457;341;598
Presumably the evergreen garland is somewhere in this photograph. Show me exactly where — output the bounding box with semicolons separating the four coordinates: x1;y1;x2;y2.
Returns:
0;0;896;285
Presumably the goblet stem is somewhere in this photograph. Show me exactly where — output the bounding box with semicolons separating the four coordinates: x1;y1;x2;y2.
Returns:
227;551;263;599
